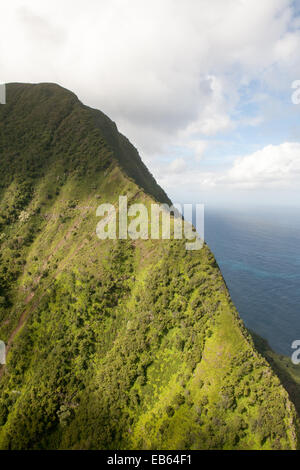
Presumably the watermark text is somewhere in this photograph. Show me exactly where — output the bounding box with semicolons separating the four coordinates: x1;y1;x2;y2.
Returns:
96;197;204;250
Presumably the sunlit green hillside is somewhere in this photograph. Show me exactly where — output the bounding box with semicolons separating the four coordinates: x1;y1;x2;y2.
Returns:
0;84;298;450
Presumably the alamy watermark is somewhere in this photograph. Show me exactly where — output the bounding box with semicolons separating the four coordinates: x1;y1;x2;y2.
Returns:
96;196;204;250
0;341;6;365
0;82;6;105
291;340;300;365
291;80;300;104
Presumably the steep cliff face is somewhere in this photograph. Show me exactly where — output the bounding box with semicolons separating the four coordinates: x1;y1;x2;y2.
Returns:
0;83;298;450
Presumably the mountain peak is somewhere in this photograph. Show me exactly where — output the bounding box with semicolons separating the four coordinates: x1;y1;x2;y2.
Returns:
2;83;171;205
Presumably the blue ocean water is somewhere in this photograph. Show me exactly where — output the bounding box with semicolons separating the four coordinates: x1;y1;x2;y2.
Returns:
204;206;300;355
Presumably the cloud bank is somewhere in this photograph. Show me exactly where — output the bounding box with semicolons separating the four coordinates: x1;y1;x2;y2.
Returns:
1;0;300;199
159;142;300;190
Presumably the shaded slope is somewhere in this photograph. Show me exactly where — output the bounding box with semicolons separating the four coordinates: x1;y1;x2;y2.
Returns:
251;331;300;417
0;83;298;450
88;105;171;205
0;82;170;205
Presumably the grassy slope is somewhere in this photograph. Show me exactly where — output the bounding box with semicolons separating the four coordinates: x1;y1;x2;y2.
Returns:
251;332;300;418
0;83;298;450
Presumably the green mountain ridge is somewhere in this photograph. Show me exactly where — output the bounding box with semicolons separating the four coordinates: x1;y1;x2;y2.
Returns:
250;331;300;418
0;83;298;450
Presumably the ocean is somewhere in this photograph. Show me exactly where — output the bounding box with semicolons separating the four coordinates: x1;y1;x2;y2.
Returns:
204;206;300;356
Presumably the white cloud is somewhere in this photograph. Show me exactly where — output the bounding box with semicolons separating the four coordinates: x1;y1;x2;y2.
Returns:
1;0;300;204
1;0;300;159
224;142;300;188
168;158;187;174
17;6;66;46
188;140;209;161
158;142;300;191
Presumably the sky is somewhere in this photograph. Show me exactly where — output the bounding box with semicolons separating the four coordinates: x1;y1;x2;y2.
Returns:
1;0;300;207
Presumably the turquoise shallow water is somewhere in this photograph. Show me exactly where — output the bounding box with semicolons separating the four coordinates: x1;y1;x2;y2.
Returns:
204;207;300;355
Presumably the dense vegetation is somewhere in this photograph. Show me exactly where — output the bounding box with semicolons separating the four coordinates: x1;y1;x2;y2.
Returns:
251;332;300;418
0;83;298;449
